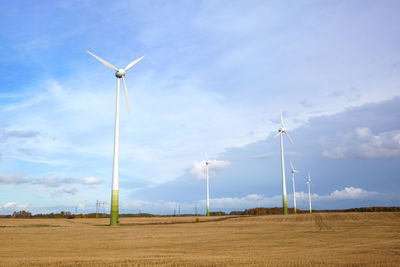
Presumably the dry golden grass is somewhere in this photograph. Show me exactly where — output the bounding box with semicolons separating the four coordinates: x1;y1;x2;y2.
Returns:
1;212;399;266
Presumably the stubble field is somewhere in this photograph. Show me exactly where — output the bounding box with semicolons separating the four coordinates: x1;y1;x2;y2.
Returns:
0;212;399;266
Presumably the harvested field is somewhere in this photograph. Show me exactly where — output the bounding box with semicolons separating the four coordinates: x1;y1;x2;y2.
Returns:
0;212;399;266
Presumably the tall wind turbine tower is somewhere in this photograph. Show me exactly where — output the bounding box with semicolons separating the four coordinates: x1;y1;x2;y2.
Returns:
306;173;312;213
87;51;144;226
290;161;299;214
274;112;293;215
205;153;210;216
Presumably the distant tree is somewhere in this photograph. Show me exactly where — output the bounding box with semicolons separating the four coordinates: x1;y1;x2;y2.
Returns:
12;210;32;218
210;211;226;216
229;211;244;215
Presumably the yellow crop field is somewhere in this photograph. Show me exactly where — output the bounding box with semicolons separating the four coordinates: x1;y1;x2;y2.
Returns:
1;212;399;266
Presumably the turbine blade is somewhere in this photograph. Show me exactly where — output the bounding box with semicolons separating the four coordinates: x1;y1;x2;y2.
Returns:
290;161;294;171
125;56;144;71
122;77;130;113
205;152;208;161
87;51;118;71
273;132;281;138
281;112;284;128
285;131;294;143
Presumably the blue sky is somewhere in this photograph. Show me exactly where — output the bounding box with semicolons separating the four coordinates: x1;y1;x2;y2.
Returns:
0;0;399;214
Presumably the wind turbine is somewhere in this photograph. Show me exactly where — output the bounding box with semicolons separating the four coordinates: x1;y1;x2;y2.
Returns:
274;112;293;215
290;161;299;214
87;51;144;226
205;153;210;216
306;172;312;213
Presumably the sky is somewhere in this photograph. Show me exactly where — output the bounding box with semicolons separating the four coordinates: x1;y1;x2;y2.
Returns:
0;0;399;215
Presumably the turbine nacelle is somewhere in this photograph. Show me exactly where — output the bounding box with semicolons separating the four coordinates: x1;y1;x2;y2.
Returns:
290;162;299;174
115;69;126;78
87;50;144;114
205;153;210;166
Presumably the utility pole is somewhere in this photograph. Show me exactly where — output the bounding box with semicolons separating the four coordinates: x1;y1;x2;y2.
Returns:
96;200;99;219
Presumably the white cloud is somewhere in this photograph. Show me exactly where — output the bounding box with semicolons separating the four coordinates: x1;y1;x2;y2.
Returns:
320;127;400;159
328;187;378;200
204;187;384;210
81;177;102;185
189;160;231;180
0;202;30;210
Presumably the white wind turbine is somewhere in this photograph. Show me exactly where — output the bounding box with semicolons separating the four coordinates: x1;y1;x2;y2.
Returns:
290;161;299;214
306;172;312;213
274;112;293;215
87;51;144;226
205;153;210;216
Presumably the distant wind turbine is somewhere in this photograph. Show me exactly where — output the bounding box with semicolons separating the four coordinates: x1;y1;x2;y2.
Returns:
87;51;144;226
205;153;211;216
274;112;293;215
290;161;299;214
306;172;312;213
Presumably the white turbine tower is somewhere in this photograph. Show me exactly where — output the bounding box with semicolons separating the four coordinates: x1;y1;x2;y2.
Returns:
274;112;293;215
87;51;144;226
290;161;299;214
306;172;312;213
205;153;210;216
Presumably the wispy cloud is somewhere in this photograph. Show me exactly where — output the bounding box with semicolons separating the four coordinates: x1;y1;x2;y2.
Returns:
251;153;275;159
0;173;102;187
51;186;77;196
0;128;40;140
0;172;30;184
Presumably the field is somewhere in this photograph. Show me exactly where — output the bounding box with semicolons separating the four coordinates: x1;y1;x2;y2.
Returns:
0;212;399;266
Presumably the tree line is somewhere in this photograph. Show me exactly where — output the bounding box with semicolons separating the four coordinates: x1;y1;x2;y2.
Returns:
2;206;399;218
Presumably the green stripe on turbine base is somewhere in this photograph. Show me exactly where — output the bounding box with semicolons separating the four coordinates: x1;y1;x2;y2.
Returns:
294;205;297;214
110;190;119;226
206;205;210;216
283;195;288;215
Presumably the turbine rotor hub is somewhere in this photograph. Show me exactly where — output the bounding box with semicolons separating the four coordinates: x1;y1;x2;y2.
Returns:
115;69;126;78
